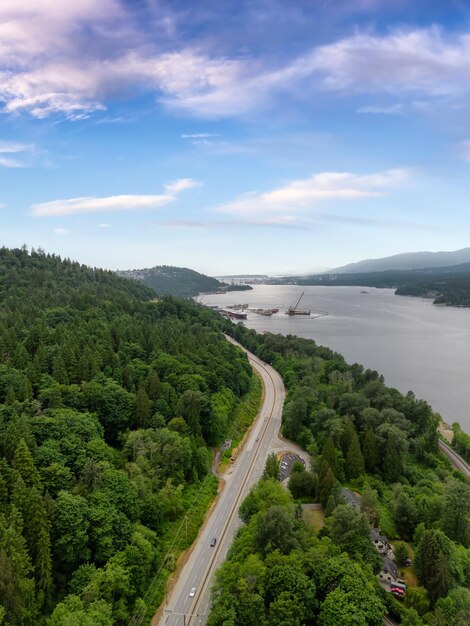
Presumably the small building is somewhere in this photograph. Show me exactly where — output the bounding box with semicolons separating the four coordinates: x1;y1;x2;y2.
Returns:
379;556;399;583
370;527;391;555
339;487;362;509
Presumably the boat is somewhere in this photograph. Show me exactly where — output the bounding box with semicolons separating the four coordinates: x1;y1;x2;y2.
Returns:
250;308;274;316
286;291;310;316
219;309;247;320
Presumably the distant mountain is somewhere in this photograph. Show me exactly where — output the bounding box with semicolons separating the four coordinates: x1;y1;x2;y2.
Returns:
330;247;470;274
119;265;222;297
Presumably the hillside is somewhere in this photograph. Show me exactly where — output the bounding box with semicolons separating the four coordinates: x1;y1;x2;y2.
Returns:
209;326;470;626
283;264;470;306
330;247;470;274
118;264;222;297
0;247;255;625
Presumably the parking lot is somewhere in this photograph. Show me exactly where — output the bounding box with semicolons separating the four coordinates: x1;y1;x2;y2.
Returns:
278;452;305;481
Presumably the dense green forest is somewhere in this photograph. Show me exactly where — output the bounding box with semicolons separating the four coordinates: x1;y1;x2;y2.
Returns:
208;326;470;625
281;264;470;306
0;247;256;625
118;265;251;298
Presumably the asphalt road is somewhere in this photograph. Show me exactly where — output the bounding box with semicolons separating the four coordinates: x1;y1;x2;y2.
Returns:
153;338;470;626
438;439;470;477
155;337;286;626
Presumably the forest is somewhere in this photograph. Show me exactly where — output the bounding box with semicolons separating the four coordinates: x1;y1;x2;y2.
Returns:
1;246;468;626
284;265;470;306
208;325;470;625
118;265;252;298
0;247;256;625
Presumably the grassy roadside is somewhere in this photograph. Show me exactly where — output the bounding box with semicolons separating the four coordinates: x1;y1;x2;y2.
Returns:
219;373;263;472
148;373;263;623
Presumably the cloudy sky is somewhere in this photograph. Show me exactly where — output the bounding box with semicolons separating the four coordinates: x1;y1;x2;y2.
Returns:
2;0;470;274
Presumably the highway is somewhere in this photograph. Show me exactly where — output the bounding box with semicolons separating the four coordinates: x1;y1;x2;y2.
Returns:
155;338;286;626
438;439;470;477
153;338;469;626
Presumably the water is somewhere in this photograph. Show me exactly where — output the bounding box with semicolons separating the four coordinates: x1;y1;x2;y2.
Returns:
203;285;470;433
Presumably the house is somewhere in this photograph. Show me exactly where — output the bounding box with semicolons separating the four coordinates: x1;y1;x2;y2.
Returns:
379;556;407;594
340;487;407;598
370;527;391;555
339;487;362;509
379;556;399;583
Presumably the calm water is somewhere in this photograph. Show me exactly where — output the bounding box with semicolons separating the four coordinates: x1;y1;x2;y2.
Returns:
203;285;470;432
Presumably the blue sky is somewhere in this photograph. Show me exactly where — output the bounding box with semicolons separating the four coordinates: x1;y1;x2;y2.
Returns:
2;0;470;274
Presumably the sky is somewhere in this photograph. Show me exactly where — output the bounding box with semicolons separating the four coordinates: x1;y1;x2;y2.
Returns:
2;0;470;275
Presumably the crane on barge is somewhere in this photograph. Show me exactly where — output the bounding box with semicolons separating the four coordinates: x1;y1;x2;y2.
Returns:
286;291;310;315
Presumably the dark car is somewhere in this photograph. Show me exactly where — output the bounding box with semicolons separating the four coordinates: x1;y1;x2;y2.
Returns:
210;537;217;546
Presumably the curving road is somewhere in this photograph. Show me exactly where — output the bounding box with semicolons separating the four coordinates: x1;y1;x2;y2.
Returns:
438;439;470;477
152;337;470;626
154;337;286;626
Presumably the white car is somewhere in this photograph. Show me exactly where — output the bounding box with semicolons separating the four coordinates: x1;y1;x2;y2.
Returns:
189;587;196;597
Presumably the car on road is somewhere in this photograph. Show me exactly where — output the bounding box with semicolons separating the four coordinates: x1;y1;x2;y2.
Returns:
210;537;217;546
189;587;196;597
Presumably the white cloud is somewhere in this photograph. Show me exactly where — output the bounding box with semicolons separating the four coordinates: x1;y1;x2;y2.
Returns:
31;178;200;217
0;156;24;168
34;195;173;217
164;178;201;195
98;223;110;228
357;104;403;114
53;227;70;235
216;169;408;219
0;140;32;153
0;140;34;167
1;2;470;120
181;133;219;139
311;28;470;96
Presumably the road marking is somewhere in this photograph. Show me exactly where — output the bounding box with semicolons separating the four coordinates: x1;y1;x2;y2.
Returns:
185;350;281;625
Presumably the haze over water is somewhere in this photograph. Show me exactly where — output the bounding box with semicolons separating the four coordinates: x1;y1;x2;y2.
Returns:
204;285;470;433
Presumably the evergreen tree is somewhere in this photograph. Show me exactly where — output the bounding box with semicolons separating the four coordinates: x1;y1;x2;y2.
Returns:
324;494;336;517
12;440;39;489
442;480;470;546
0;507;37;625
345;427;365;479
136;387;151;428
415;530;453;604
318;459;336;508
320;437;344;481
362;427;379;473
360;484;380;526
262;453;280;481
393;491;418;541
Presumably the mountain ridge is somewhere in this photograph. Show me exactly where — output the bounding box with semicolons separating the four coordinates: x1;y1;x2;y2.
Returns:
330;247;470;274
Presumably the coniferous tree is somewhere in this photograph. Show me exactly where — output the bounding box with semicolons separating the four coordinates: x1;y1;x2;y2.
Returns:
318;459;336;508
0;507;37;625
263;453;280;481
346;427;365;479
362;427;379;473
442;480;470;546
393;491;418;541
12;439;39;489
415;530;453;604
324;494;336;517
136;387;151;428
320;437;344;481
